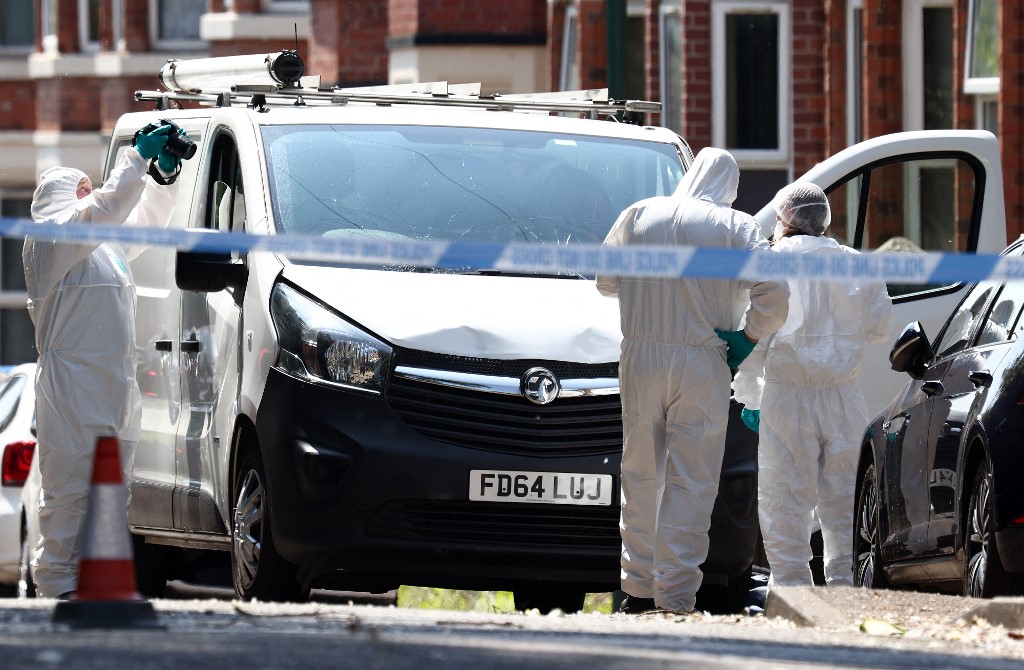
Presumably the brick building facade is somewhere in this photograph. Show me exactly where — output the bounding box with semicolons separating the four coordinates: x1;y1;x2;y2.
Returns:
0;0;1022;364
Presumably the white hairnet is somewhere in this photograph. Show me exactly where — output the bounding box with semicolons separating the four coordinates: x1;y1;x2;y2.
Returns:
772;182;831;236
674;148;739;207
31;167;89;221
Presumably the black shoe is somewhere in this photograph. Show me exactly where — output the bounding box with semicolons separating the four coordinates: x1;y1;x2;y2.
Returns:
618;595;656;614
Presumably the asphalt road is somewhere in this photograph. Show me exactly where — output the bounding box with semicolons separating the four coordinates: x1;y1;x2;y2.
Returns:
2;586;1024;669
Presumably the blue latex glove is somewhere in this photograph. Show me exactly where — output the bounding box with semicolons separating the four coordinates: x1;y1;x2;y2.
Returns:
715;328;756;368
740;407;760;433
135;124;172;159
157;128;188;173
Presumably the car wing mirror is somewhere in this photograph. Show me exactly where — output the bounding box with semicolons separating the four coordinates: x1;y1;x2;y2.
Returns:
890;321;931;380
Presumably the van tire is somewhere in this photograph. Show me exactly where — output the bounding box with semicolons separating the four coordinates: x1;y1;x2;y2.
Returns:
231;448;310;602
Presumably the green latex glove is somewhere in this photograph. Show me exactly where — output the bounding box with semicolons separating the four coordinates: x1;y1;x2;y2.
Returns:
740;407;760;433
157;140;183;174
715;328;756;368
134;124;172;159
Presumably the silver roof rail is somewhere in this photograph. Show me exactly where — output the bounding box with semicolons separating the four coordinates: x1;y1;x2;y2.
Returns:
136;54;659;122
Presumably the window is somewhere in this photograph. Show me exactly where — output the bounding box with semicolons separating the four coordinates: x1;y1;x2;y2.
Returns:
904;1;954;130
932;284;993;359
0;0;33;50
559;5;580;91
976;282;1024;347
824;154;981;299
659;3;681;132
261;0;310;11
712;1;790;215
149;0;205;50
0;197;34;364
976;96;997;135
78;0;100;51
625;1;645;101
965;0;998;95
0;374;27;432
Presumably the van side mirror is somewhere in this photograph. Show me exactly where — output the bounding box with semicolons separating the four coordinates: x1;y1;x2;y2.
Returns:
889;321;931;380
176;248;246;293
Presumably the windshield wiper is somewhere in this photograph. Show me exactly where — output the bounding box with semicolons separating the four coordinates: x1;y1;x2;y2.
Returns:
466;269;586;279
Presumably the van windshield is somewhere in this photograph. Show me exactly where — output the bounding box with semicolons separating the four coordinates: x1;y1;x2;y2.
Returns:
262;124;685;270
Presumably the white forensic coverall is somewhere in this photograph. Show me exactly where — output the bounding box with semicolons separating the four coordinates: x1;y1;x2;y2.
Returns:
734;234;892;586
25;147;178;598
597;148;789;612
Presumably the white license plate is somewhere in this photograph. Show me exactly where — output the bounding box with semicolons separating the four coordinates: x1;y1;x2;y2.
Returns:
469;470;613;506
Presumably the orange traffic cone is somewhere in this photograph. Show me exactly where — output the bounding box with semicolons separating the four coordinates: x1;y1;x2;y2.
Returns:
52;436;161;628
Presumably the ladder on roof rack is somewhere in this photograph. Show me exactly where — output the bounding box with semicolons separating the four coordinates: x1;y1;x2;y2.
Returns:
137;53;660;122
135;83;660;121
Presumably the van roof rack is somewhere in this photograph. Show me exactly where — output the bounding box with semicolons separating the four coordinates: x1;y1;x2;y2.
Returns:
135;52;660;123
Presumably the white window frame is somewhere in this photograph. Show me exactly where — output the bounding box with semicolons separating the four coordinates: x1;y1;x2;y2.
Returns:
78;0;100;52
711;0;791;168
112;0;124;50
975;94;998;134
148;0;204;51
964;0;999;95
41;0;58;54
658;1;682;132
846;0;864;147
559;4;580;92
903;0;953;131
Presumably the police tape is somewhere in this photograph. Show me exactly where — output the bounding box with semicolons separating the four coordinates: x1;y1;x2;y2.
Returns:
4;216;1022;284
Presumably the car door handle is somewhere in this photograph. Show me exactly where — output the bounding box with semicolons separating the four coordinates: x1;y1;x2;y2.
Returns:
921;381;944;397
180;339;202;353
968;370;993;388
154;340;173;352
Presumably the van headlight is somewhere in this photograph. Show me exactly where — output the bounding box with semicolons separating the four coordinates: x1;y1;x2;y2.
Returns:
271;282;392;394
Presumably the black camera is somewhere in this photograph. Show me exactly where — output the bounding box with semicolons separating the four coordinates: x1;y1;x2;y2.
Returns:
134;118;196;160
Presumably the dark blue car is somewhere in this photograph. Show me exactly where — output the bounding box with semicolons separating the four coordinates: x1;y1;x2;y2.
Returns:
855;237;1024;597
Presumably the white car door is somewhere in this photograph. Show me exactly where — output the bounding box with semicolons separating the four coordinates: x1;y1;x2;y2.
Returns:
751;130;1006;419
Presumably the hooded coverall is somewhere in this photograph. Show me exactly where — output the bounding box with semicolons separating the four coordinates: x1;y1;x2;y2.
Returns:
734;234;892;586
597;148;790;612
25;147;177;598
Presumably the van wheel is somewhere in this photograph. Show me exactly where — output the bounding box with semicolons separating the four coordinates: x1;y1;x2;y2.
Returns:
231;449;309;602
513;587;586;613
853;462;889;589
964;461;1022;598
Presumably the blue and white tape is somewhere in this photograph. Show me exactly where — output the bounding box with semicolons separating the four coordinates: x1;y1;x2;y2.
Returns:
3;216;1021;284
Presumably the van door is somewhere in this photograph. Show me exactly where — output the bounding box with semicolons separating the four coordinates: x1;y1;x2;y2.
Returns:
174;130;246;533
752;131;1006;420
124;120;207;531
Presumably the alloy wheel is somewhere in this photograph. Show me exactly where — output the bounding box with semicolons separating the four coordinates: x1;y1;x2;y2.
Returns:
233;468;264;592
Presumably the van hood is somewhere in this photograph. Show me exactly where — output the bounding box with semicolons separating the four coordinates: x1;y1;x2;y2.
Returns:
280;266;623;363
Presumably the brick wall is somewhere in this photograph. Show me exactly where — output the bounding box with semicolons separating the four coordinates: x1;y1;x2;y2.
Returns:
578;0;607;90
309;0;388;87
35;78;101;131
643;0;659;122
548;2;567;90
824;0;846;157
1001;1;1024;241
792;0;827;175
389;0;545;40
679;0;711;151
862;0;902;139
0;83;37;132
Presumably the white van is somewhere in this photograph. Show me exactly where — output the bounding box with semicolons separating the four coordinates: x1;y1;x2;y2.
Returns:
110;54;1006;611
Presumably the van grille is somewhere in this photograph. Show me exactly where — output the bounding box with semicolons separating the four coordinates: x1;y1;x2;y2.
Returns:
368;501;620;548
387;374;623;455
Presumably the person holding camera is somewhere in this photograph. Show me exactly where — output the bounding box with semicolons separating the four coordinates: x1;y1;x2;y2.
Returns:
24;122;189;599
